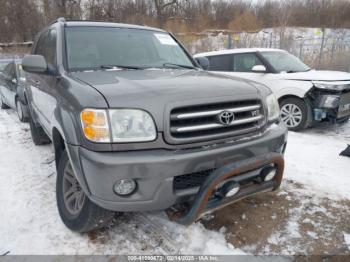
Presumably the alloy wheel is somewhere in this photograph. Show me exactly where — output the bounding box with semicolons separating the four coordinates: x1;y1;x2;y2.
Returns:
280;103;303;128
62;162;85;215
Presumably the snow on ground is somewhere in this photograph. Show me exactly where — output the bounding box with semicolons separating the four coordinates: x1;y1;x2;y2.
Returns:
0;108;349;255
284;123;350;200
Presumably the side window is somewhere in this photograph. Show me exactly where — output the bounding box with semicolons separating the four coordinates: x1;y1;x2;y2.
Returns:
34;32;47;56
232;53;263;72
207;55;232;71
46;30;57;68
33;29;57;69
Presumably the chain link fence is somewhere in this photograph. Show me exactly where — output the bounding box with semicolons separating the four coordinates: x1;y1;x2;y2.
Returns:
177;27;350;72
1;28;350;72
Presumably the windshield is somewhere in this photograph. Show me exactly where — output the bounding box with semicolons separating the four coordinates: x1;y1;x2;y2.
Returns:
65;26;196;71
260;51;310;73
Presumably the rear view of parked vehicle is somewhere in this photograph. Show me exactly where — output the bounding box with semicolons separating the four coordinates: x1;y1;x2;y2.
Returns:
0;59;29;122
195;48;350;131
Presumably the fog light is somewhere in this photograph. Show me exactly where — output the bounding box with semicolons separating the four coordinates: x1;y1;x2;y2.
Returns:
265;169;277;181
114;179;136;196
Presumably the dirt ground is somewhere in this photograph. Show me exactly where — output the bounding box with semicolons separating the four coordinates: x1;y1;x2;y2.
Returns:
201;180;350;255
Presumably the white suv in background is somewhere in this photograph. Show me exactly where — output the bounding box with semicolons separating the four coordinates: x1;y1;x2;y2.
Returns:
194;48;350;131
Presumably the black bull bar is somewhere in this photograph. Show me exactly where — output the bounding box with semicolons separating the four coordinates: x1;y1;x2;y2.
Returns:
166;152;285;225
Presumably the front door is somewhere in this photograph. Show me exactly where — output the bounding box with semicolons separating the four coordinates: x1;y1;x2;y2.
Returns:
27;29;58;133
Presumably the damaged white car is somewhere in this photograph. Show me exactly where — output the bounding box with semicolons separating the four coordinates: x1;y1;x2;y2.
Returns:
194;48;350;131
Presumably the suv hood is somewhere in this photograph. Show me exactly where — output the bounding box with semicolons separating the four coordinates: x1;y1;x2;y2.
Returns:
71;69;261;104
71;69;261;130
279;70;350;81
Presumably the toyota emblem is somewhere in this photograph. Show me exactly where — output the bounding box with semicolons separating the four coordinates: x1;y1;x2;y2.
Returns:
218;111;234;125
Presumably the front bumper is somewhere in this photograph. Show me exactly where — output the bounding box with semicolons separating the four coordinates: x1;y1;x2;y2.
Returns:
312;90;350;121
66;123;287;212
166;152;284;225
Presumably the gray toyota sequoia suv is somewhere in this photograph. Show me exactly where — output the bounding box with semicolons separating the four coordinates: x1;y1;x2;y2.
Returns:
21;18;287;233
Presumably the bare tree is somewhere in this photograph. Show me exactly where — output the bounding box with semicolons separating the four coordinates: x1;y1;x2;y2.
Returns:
2;0;350;44
153;0;184;26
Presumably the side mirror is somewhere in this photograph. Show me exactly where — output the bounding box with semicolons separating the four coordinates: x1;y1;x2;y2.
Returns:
22;55;48;74
251;65;267;73
195;57;210;70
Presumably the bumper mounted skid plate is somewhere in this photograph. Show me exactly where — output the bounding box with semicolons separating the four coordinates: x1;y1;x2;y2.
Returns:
166;152;284;225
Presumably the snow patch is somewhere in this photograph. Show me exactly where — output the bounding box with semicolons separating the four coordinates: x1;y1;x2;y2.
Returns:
284;129;350;200
344;233;350;250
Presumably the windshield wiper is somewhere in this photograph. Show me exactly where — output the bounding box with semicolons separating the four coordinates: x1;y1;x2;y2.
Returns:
162;63;197;70
100;65;144;70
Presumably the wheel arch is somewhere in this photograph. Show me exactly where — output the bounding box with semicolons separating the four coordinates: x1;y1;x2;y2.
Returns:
52;127;66;170
278;94;305;104
52;124;92;198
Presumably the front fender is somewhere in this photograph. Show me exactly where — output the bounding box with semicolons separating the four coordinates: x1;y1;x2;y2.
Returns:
51;106;80;145
50;104;113;151
273;80;314;99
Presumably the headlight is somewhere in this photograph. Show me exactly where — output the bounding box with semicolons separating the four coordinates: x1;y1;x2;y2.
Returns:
81;109;110;142
313;81;346;91
266;94;280;122
109;109;156;142
323;95;340;108
80;109;157;143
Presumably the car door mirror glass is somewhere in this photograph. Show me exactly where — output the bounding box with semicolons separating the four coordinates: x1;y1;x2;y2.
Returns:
252;65;267;73
22;55;48;74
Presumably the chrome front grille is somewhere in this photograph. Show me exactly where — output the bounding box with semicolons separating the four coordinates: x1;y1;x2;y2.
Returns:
169;100;265;142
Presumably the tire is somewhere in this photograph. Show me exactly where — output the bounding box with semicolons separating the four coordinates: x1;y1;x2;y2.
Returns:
0;95;10;109
56;150;114;233
28;110;51;145
16;99;28;122
280;98;308;132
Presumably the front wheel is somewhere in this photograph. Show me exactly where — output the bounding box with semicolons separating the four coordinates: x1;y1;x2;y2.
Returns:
56;150;114;233
280;98;308;131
